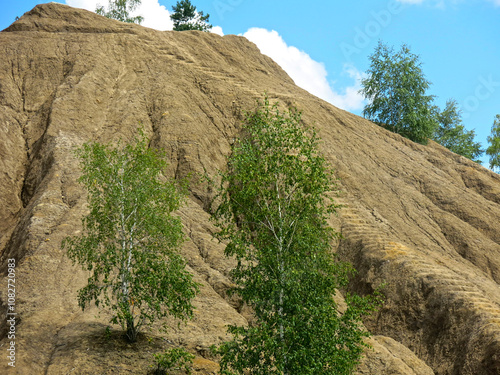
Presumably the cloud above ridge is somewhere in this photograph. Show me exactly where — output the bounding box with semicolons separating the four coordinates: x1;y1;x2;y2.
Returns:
243;28;365;111
66;0;173;30
65;0;224;32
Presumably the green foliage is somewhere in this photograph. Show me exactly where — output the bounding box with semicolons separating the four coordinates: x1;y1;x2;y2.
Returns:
96;0;144;24
486;114;500;172
433;99;483;163
360;41;437;144
153;347;195;375
211;96;381;374
171;0;211;31
62;131;198;342
105;326;112;340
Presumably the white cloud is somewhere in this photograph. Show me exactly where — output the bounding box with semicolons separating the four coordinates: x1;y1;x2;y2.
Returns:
66;0;173;30
210;25;224;36
131;0;173;31
65;0;225;32
339;64;366;110
65;0;100;10
243;28;365;111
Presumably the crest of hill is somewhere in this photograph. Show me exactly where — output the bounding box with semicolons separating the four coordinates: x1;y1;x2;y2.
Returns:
1;3;500;374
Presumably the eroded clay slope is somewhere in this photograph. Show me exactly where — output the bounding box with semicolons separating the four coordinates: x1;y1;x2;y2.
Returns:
0;3;499;374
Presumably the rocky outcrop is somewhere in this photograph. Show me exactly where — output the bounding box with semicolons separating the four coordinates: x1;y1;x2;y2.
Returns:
1;3;499;374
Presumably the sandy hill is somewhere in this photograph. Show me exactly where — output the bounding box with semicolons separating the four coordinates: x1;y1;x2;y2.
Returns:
1;3;500;374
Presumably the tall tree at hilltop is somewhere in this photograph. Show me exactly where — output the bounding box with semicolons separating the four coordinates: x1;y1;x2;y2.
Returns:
433;99;484;163
486;114;500;172
62;131;198;342
96;0;144;24
211;96;381;374
171;0;211;31
360;41;437;144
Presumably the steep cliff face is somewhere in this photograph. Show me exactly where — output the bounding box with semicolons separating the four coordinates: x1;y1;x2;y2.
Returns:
1;4;499;374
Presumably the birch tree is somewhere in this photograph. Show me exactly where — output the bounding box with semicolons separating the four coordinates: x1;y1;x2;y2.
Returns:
212;97;380;374
96;0;144;24
433;99;483;163
486;114;500;172
63;132;198;342
360;41;437;144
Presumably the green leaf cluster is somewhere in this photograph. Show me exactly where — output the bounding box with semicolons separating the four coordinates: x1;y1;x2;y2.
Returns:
62;131;198;342
212;97;381;374
153;347;195;374
360;41;437;144
96;0;144;24
171;0;211;31
360;41;485;162
433;99;484;163
486;114;500;172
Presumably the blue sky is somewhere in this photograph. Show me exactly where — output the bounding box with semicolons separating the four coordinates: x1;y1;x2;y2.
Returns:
1;0;499;165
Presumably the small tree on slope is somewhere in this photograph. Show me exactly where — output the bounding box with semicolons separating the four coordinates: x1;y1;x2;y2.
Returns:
170;0;211;31
211;97;381;374
63;131;198;342
360;41;437;144
487;114;500;172
433;99;483;163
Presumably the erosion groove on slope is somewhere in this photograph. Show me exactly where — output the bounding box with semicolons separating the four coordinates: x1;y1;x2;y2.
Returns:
337;196;500;374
